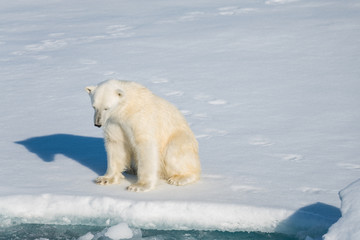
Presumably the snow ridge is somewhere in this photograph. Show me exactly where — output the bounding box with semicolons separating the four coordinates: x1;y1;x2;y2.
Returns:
324;179;360;240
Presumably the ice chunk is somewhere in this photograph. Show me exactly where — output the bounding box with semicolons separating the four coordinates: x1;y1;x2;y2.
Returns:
78;232;94;240
105;222;133;240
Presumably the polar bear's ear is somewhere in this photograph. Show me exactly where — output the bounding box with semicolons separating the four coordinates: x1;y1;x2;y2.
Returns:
116;89;124;97
85;86;96;94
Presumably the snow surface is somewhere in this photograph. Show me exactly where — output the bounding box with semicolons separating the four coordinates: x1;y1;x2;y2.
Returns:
0;0;360;239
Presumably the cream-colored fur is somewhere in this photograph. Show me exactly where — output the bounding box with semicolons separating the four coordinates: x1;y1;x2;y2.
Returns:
86;80;200;192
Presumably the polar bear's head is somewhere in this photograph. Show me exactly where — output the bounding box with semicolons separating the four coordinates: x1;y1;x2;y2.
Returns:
85;80;125;128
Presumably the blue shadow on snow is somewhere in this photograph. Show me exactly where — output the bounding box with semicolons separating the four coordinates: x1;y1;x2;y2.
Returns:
15;134;107;175
275;202;341;239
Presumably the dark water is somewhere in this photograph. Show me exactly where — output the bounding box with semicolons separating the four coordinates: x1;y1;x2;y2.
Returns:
0;223;297;240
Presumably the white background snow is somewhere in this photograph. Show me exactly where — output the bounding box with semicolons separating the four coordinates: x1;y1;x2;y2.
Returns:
0;0;359;239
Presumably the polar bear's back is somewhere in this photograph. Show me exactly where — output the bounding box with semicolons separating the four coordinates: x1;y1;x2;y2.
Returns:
116;80;197;149
116;80;189;127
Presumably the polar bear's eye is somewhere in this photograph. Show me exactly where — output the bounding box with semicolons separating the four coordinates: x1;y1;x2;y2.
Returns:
104;108;109;111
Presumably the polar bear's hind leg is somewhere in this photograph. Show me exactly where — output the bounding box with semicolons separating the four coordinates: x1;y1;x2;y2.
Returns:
167;174;199;186
164;132;201;186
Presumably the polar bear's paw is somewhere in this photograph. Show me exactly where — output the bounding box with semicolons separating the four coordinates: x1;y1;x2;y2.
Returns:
168;174;198;186
95;175;123;185
127;182;153;192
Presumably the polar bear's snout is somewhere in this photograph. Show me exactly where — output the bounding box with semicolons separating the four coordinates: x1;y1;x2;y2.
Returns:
94;110;102;128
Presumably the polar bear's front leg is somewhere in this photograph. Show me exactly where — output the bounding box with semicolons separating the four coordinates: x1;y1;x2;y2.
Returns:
96;139;129;185
95;174;124;185
127;142;158;192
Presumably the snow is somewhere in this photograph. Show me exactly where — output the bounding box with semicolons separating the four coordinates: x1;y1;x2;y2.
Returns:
323;178;360;240
0;0;359;239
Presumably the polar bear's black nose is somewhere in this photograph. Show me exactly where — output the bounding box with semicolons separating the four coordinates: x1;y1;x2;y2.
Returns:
94;124;102;128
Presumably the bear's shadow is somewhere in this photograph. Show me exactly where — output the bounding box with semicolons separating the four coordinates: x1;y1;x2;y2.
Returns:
16;134;107;175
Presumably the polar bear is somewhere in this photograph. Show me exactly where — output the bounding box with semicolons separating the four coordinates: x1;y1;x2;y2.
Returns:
85;80;201;192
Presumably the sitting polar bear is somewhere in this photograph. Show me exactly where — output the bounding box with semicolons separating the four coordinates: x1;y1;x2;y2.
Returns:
86;80;201;192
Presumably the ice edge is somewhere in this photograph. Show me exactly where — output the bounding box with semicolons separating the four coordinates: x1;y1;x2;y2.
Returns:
0;194;336;237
